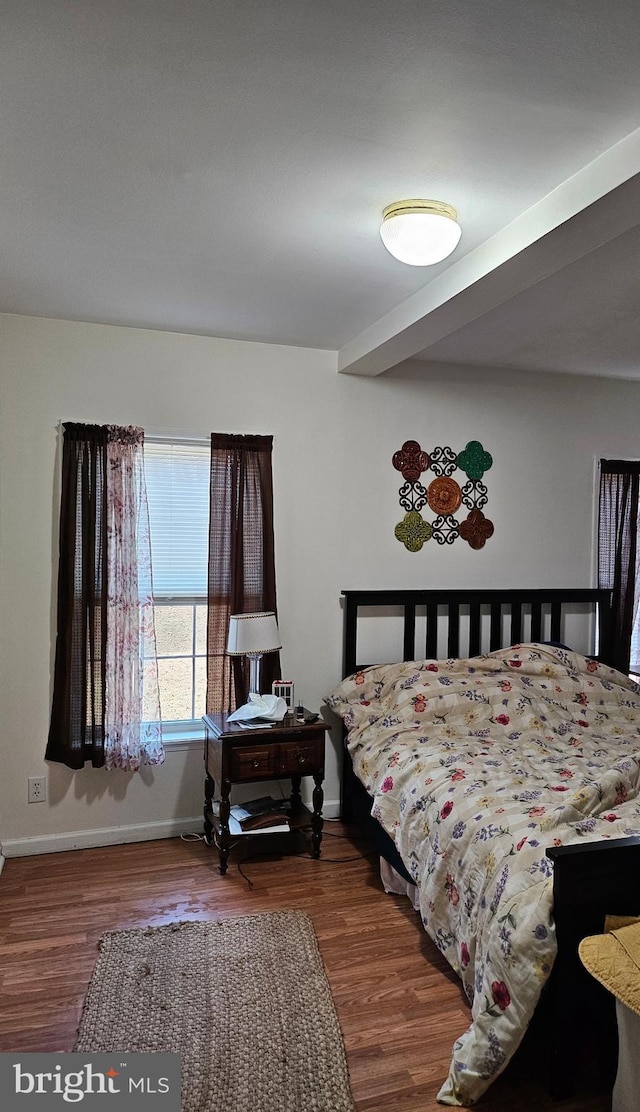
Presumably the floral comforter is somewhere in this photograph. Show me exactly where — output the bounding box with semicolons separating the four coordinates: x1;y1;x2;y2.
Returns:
324;644;640;1105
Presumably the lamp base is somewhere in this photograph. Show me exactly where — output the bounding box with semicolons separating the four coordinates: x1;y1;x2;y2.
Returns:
247;653;263;696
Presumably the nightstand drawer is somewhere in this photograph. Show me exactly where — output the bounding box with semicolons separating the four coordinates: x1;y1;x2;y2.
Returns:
276;739;324;775
229;745;275;778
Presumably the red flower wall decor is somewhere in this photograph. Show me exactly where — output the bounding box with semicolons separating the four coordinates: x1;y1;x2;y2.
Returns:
459;508;495;549
392;440;430;482
392;439;494;551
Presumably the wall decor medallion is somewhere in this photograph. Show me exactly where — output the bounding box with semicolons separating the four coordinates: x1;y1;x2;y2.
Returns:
427;476;462;515
392;439;494;551
394;510;433;552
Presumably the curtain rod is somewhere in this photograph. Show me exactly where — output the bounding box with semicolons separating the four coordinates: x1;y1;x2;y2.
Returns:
56;422;207;442
57;424;275;443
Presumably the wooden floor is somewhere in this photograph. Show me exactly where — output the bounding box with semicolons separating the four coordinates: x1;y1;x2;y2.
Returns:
0;825;609;1111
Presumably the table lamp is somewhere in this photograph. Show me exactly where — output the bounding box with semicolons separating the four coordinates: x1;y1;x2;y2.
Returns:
226;612;282;697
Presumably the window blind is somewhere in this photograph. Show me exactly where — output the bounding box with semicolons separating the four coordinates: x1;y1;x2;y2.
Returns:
145;439;210;598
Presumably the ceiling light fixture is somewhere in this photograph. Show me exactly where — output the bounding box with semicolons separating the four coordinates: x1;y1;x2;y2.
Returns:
380;199;462;266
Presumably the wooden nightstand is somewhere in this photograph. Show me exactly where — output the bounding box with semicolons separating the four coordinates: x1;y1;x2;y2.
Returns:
202;712;328;874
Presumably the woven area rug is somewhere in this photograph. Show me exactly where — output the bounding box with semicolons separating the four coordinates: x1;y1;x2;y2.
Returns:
75;910;355;1112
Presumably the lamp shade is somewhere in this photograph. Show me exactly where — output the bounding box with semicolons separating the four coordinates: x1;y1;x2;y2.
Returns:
380;199;461;266
226;612;281;656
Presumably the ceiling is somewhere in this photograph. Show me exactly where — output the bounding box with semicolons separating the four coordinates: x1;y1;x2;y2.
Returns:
2;0;640;378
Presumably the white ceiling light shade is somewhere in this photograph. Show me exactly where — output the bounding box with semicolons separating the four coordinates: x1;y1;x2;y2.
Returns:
380;199;462;266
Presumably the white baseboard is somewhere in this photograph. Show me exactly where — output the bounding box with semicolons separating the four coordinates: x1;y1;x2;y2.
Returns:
0;799;341;859
0;816;203;859
319;799;340;820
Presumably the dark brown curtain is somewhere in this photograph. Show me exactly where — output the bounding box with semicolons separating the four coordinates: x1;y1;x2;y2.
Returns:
47;423;109;768
598;460;640;675
206;434;280;713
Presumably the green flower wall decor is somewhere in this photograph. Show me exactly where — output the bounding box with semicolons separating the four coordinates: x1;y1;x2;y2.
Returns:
392;439;494;552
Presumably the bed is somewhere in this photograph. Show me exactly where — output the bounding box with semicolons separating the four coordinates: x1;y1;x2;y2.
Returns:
325;588;640;1106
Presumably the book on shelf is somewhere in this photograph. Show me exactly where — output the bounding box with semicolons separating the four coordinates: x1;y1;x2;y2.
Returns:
230;797;291;834
231;797;291;821
233;795;290;818
228;814;290;836
238;811;290;831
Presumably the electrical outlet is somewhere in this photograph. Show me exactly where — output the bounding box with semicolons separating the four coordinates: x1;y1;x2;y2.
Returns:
27;776;47;803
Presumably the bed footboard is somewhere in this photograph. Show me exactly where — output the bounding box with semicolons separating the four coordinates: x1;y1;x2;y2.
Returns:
545;837;640;1097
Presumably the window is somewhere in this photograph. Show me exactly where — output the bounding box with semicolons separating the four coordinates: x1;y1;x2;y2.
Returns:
144;439;210;729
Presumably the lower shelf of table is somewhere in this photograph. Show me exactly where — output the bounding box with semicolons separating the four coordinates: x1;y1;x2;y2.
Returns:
205;803;315;841
204;802;323;871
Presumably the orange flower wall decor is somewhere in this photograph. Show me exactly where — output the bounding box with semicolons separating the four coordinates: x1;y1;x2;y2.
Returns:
427;476;462;515
392;439;494;551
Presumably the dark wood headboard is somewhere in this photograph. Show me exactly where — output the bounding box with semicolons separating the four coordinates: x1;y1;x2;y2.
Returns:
342;587;614;677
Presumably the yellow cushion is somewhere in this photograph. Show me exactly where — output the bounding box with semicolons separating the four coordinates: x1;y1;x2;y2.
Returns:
579;918;640;1017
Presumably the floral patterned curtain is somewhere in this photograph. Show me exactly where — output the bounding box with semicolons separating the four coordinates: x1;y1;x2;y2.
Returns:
47;423;163;770
104;427;163;769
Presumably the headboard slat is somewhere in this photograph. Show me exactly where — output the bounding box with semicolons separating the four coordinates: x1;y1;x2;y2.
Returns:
510;605;522;646
530;600;542;642
403;604;416;661
425;602;438;659
447;603;460;658
489;601;502;651
469;602;482;658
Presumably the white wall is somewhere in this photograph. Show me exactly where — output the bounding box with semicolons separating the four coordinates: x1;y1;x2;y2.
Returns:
2;312;640;855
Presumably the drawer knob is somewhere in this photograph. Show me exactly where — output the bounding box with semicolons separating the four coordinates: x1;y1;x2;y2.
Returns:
298;755;306;764
253;759;261;768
